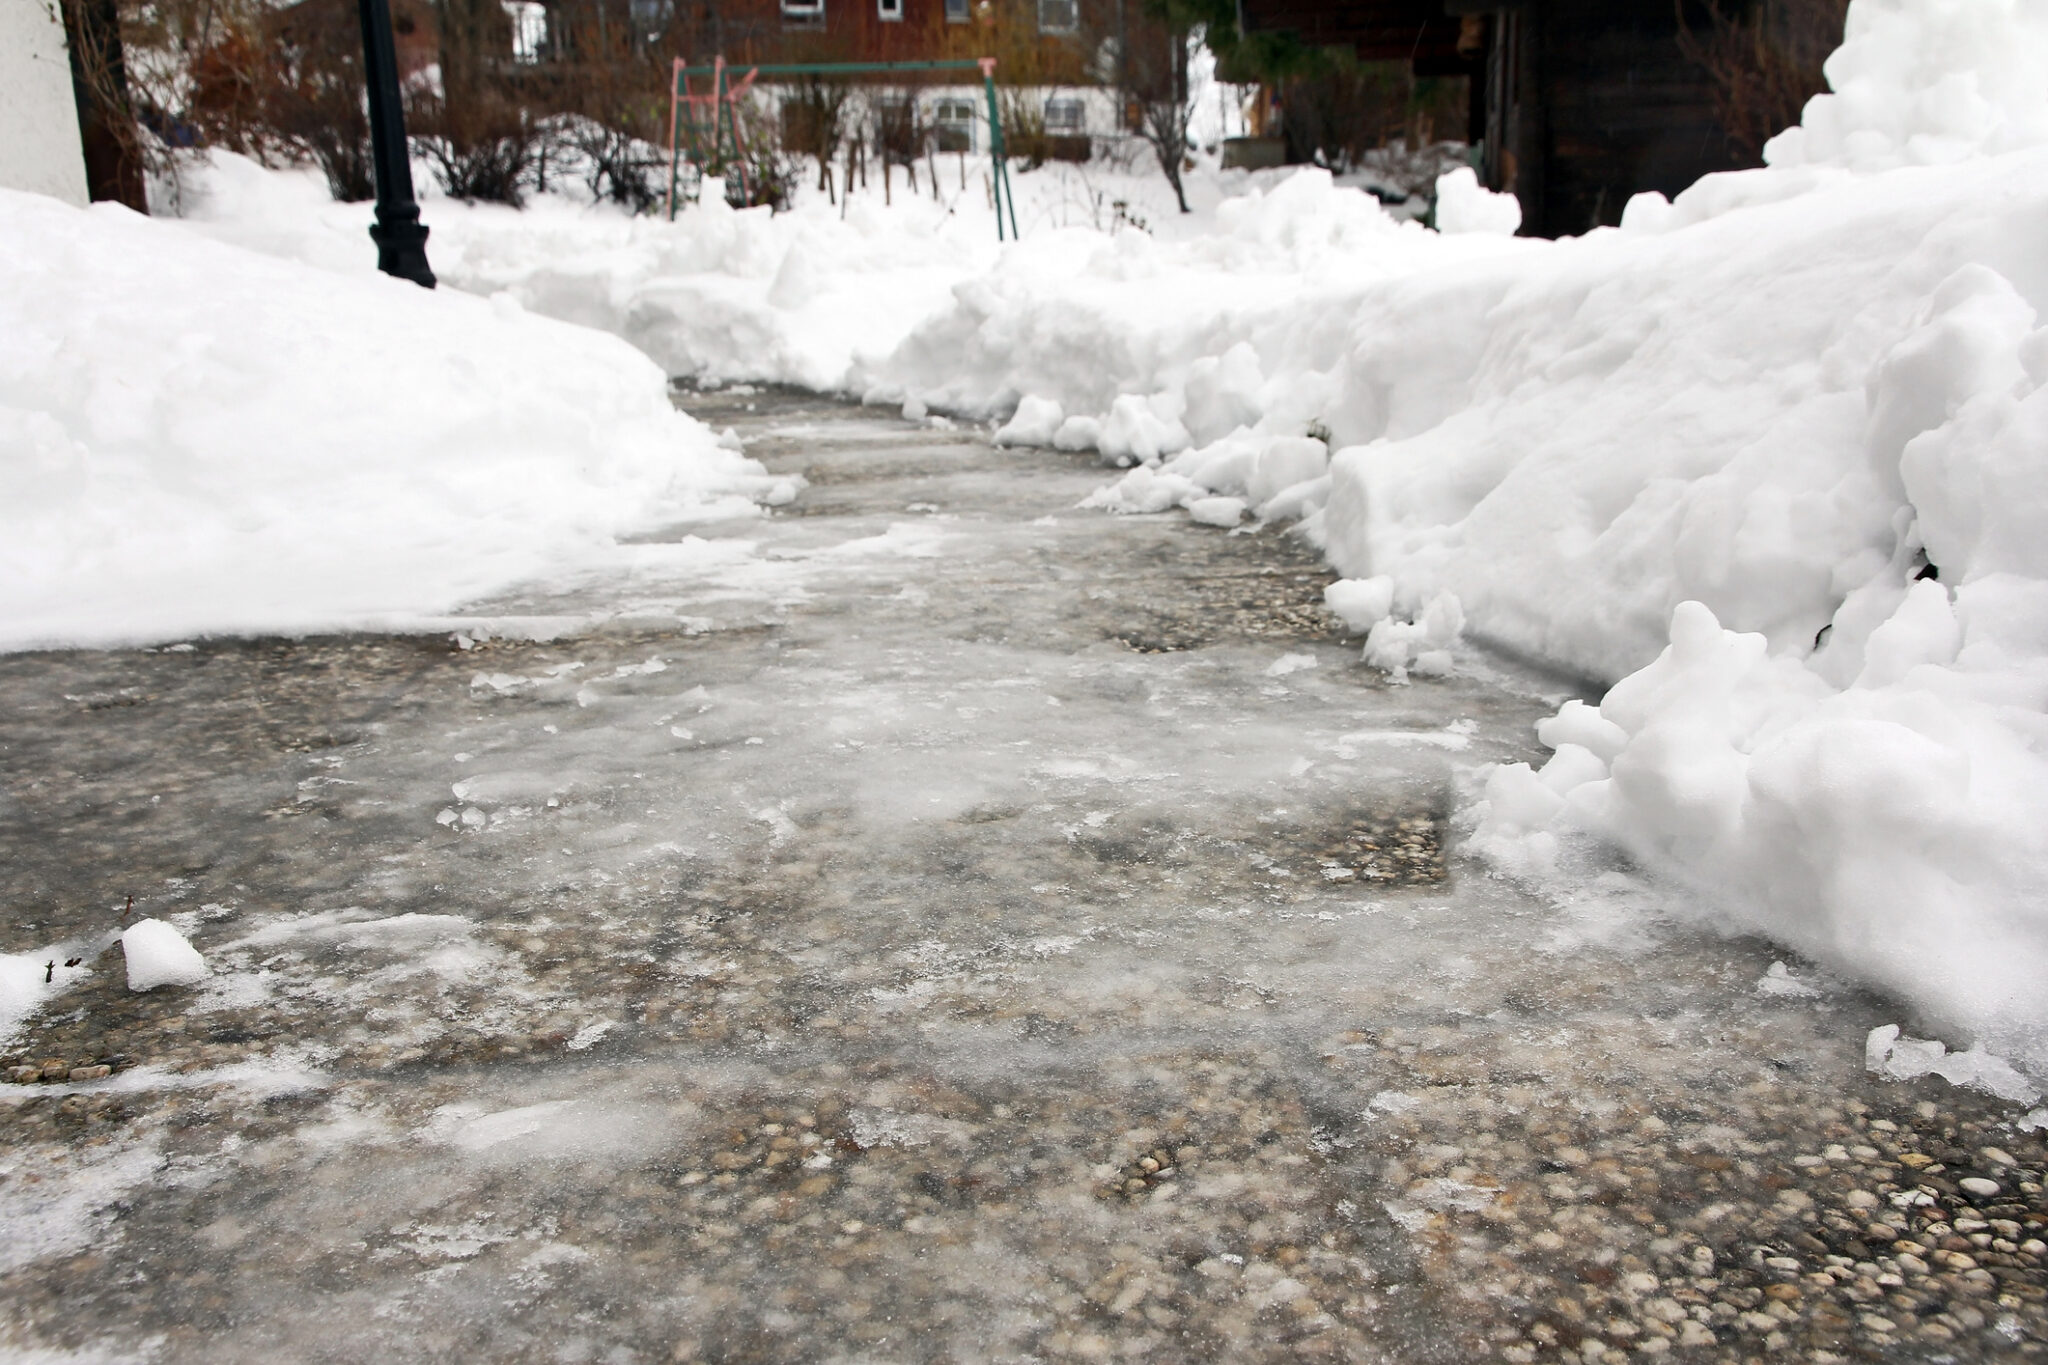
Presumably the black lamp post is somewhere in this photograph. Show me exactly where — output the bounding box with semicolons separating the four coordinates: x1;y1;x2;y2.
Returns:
357;0;435;287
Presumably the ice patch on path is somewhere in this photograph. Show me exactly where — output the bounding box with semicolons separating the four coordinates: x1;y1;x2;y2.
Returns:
1866;1025;2040;1104
121;919;205;992
848;1107;976;1149
1365;1090;1420;1119
0;1138;164;1274
1756;961;1822;999
423;1099;679;1164
565;1019;616;1051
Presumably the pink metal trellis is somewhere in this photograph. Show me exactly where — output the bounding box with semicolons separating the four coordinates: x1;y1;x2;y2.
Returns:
665;54;761;218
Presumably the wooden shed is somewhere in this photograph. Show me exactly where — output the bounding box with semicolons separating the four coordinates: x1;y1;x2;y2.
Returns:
1237;0;1751;237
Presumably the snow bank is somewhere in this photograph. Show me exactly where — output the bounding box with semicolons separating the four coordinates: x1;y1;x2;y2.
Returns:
121;919;206;991
861;168;1532;428
164;148;1295;397
1764;0;2048;171
0;188;773;650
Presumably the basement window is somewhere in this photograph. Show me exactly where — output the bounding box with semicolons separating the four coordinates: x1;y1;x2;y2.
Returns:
1037;0;1076;33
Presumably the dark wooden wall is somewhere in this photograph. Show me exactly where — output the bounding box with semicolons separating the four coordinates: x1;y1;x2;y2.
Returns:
1523;0;1744;234
1238;0;1749;237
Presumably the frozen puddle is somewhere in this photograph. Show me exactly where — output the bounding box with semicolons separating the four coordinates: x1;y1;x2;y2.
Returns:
0;389;2042;1363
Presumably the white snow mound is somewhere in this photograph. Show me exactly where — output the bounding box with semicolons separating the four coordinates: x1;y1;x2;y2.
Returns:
0;189;774;650
122;919;206;991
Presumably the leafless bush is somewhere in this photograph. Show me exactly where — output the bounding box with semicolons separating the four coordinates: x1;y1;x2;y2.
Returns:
259;4;375;200
558;120;657;210
729;147;798;211
873;87;925;166
997;89;1050;169
418;95;548;205
1278;60;1464;172
1677;0;1849;161
782;78;853;191
1121;25;1194;212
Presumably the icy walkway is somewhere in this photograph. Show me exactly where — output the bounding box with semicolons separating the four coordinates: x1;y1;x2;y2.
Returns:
1;392;2042;1363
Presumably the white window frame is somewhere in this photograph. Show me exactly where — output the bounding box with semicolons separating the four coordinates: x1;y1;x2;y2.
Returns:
931;96;977;151
781;0;824;18
1036;0;1077;34
878;0;903;19
1044;96;1086;134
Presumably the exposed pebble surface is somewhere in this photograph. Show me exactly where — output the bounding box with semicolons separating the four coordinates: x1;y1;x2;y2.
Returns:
0;389;2040;1363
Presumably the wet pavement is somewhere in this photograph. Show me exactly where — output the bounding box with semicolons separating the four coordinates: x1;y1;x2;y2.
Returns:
0;388;2042;1364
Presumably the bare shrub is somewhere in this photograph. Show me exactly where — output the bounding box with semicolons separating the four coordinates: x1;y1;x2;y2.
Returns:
259;3;376;200
418;95;547;205
1278;60;1463;171
873;87;925;166
1678;0;1850;162
565;119;664;211
782;77;853;191
1121;22;1194;212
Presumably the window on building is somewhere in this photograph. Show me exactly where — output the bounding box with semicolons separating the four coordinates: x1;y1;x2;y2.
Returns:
878;0;902;19
933;97;976;151
1036;0;1076;33
503;0;546;62
1044;96;1086;134
781;0;824;22
944;0;968;20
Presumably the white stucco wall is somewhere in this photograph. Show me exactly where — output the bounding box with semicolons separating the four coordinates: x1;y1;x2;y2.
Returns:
1;0;91;206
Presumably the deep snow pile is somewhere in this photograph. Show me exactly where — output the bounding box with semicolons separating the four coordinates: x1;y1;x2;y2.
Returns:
0;187;778;650
162;146;1332;396
169;149;993;393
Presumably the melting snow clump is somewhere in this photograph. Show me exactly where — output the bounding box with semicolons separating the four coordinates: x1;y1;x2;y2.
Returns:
122;919;207;992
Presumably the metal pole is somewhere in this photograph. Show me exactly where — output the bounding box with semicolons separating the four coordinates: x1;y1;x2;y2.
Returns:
667;58;683;221
356;0;434;286
980;58;1006;242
